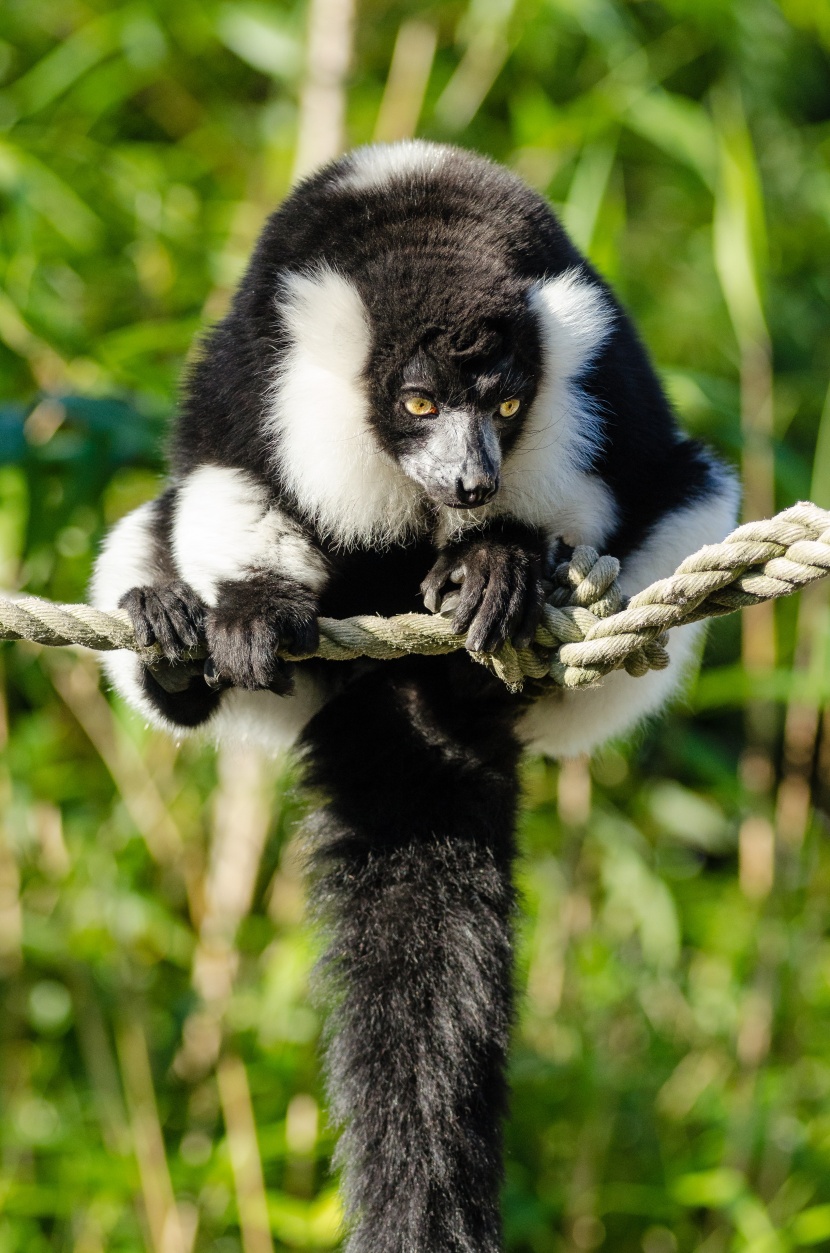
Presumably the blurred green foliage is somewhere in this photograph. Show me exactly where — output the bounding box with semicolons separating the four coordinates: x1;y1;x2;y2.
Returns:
1;1;830;1251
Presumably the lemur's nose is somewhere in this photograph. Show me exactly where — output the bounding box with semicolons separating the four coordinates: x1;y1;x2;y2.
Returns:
455;478;498;507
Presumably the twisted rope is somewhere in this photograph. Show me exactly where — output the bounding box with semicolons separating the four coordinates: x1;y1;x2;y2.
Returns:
2;502;829;691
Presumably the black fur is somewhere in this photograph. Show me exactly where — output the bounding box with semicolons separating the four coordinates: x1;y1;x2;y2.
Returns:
304;657;520;1253
103;143;736;1252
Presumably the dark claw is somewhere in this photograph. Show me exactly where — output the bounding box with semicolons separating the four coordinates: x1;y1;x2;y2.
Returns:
203;657;230;691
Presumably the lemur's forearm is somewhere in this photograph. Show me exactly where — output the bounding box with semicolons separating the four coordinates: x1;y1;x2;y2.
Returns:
90;465;329;726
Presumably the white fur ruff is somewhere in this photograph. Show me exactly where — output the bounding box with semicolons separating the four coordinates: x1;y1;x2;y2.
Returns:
267;266;425;550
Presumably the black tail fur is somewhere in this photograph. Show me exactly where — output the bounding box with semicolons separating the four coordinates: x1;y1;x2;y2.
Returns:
303;657;521;1252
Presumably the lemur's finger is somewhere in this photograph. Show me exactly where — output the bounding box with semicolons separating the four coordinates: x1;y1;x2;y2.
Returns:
420;559;452;613
144;591;189;661
500;559;538;639
451;565;488;635
163;581;205;647
149;603;189;658
163;604;200;649
501;579;530;645
466;567;513;653
248;618;283;688
513;575;545;649
119;587;156;649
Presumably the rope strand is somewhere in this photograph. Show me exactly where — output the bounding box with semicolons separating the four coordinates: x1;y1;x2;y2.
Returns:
2;502;829;691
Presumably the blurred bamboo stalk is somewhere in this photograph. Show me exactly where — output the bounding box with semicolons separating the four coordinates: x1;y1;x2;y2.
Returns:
564;1108;613;1253
711;90;774;599
283;1092;319;1196
712;87;777;896
217;1053;276;1253
48;654;185;867
292;0;355;181
772;382;830;849
712;95;776;672
434;0;516;132
117;1018;197;1253
175;746;277;1249
31;800;70;879
73;1210;106;1253
176;744;276;1076
774;597;824;849
738;815;775;900
70;971;130;1156
0;657;22;974
372;20;437;143
557;756;592;828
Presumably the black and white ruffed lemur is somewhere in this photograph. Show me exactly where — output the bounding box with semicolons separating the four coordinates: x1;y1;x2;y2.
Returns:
92;142;738;1253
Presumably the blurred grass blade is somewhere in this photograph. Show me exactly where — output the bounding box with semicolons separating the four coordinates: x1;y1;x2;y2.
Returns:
809;380;830;510
434;0;517;131
117;1018;192;1253
624;88;717;188
9;12;121;118
372;20;437;143
562;136;618;254
217;1053;275;1253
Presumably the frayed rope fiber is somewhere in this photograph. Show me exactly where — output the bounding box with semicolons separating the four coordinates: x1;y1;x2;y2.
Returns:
2;503;830;692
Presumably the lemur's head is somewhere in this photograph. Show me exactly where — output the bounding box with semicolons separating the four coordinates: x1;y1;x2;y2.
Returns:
361;265;542;510
267;142;614;549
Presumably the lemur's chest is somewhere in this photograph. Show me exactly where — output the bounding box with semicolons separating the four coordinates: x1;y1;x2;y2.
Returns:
318;540;437;620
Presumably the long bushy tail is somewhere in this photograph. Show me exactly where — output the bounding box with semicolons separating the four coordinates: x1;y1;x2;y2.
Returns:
303;659;520;1253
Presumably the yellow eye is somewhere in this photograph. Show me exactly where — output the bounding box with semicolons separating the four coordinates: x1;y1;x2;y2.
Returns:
499;398;521;418
404;396;438;416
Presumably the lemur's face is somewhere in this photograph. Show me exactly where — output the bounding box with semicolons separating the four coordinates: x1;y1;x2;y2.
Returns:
392;350;535;509
364;303;541;510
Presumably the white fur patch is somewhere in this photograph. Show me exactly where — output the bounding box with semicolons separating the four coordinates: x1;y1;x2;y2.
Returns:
209;675;324;757
617;469;740;600
172;465;328;606
89;500;159;610
520;478;740;758
267;266;424;550
492;270;618;546
337;140;450;192
89;501;180;729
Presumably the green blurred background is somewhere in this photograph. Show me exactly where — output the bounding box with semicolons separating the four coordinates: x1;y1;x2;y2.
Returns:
2;1;830;1250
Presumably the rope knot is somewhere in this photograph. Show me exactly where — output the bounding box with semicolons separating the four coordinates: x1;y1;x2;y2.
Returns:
486;545;668;691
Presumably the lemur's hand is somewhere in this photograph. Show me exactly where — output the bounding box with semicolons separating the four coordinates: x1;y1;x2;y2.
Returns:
119;580;206;659
204;574;319;695
421;528;545;654
118;580;209;695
